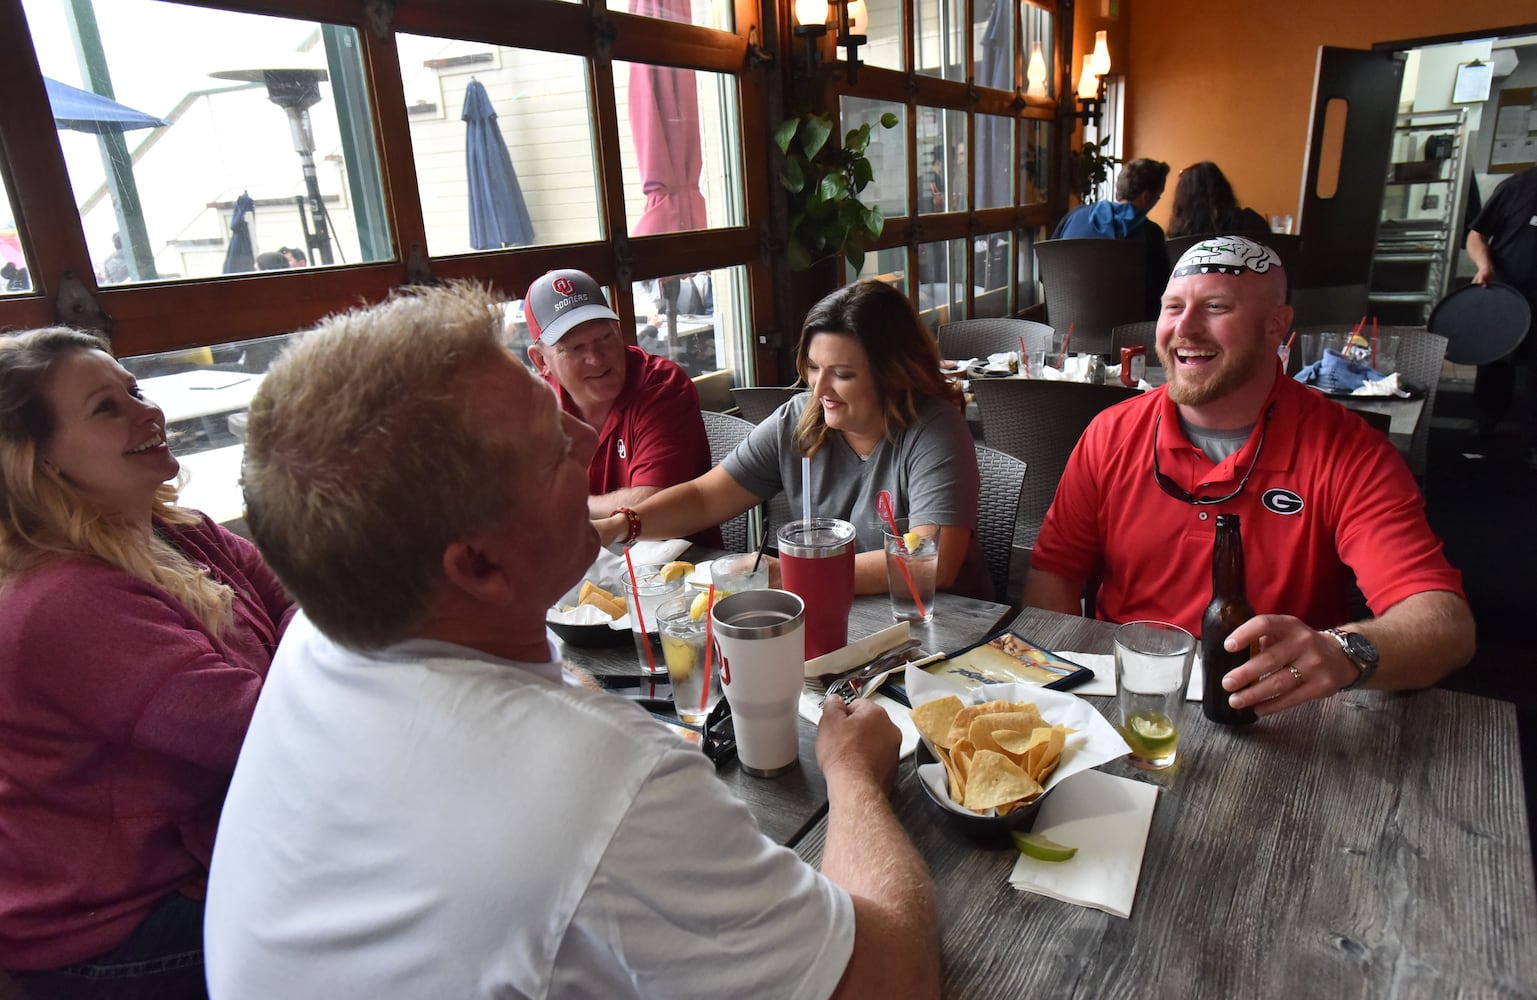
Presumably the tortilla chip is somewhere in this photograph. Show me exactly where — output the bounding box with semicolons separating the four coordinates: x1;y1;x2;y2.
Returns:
911;696;965;750
991;728;1034;756
964;750;1043;812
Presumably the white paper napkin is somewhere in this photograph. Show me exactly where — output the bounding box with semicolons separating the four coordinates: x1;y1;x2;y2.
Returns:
1053;651;1204;701
1350;372;1409;398
1008;768;1159;918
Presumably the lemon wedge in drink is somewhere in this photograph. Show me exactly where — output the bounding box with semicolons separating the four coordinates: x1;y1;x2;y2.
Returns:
689;591;712;621
1011;831;1078;862
902;530;923;552
661;634;695;681
659;560;694;583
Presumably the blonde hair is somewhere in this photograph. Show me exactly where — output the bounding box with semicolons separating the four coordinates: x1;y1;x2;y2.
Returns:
0;327;233;632
241;282;524;650
792;280;962;456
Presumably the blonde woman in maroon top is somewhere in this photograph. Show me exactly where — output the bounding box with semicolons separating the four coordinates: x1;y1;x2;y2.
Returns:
0;327;293;997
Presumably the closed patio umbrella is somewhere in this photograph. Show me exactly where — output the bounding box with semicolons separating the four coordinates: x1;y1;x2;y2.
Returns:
45;77;168;134
223;191;256;274
628;0;706;235
463;79;535;250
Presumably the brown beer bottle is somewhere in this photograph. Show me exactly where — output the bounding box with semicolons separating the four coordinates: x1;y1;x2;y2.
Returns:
1202;514;1258;725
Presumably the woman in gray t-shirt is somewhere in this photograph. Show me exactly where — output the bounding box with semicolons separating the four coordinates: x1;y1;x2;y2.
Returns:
594;281;991;600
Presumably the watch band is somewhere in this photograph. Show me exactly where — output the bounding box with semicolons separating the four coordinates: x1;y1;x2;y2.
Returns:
1324;628;1375;690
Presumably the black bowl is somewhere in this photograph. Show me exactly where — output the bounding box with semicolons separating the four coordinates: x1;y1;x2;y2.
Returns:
914;741;1047;842
548;619;630;648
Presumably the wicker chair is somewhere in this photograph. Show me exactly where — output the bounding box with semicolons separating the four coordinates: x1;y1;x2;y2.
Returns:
1034;238;1147;355
700;410;755;552
937;318;1054;363
729;386;800;425
969;379;1140;548
1382;327;1447;480
1110;321;1161;366
973;443;1028;606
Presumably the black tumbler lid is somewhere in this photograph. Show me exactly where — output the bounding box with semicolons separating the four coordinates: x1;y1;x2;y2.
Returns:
1427;282;1531;365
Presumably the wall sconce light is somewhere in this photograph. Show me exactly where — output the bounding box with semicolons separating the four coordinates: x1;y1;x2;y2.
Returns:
1026;41;1048;99
1067;30;1111;126
793;0;866;83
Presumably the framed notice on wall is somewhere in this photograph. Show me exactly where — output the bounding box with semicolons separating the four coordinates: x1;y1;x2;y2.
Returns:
1453;61;1493;104
1489;86;1537;175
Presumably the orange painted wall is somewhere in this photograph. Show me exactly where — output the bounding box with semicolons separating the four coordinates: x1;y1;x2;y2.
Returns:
1119;1;1536;228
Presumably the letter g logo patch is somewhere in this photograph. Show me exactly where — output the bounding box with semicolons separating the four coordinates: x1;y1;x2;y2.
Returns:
1261;488;1304;515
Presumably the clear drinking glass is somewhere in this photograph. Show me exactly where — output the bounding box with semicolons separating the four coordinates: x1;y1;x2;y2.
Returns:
657;595;721;726
882;519;938;624
1113;620;1196;770
621;564;684;676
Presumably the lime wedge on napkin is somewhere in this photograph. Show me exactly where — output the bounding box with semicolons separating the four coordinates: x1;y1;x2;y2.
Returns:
1011;831;1079;862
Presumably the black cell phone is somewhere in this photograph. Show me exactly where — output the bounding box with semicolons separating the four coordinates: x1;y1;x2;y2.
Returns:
595;673;674;710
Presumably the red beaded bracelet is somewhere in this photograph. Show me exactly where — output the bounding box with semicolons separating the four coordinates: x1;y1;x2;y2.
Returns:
614;507;642;546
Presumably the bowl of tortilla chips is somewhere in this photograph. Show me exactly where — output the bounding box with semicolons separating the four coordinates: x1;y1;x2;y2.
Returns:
547;579;631;648
909;694;1074;840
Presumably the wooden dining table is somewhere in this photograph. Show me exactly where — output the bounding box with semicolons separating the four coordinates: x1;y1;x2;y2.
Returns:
555;572;1016;847
789;607;1537;998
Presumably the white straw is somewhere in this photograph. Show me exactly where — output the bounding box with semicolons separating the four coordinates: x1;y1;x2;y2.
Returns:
803;455;812;524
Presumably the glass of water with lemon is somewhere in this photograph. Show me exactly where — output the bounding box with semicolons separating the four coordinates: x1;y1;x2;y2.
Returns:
1113;620;1196;770
658;595;721;725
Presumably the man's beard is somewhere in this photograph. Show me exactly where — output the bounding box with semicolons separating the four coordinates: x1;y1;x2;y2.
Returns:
1158;338;1273;407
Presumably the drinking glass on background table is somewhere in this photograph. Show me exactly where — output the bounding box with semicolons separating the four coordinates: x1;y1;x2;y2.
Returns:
1299;332;1322;369
711;589;806;777
881;518;937;624
1373;332;1401;375
657;596;720;725
708;553;768;596
1021;346;1048;378
776;518;856;659
1113;620;1196;770
622;564;684;676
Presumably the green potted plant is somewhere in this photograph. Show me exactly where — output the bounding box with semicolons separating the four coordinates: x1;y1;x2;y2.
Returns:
773;110;899;272
1073;134;1121;205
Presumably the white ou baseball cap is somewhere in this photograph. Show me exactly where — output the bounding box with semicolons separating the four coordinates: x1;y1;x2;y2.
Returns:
524;269;620;345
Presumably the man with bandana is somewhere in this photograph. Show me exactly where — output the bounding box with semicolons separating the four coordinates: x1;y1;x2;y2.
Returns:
1026;235;1473;717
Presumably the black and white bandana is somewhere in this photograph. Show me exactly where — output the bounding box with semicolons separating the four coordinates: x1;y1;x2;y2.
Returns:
1170;235;1282;278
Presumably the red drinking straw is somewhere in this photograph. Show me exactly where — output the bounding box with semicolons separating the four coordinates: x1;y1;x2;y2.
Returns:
1058;322;1074;369
1283;330;1297;366
1019;334;1030;377
622;546;658;673
875;492;927;620
699;583;716;715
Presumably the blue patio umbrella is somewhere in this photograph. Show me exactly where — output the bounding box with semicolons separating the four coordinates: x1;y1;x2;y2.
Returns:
223;191;256;274
45;77;169;134
463;79;535;249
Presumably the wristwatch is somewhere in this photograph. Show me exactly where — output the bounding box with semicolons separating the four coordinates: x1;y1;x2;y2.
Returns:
1324;628;1379;690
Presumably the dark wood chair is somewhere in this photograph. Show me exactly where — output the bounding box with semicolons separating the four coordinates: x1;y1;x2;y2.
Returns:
969;379;1140;548
1034;239;1147;355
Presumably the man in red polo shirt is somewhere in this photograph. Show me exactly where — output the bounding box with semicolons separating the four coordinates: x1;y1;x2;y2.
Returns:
1026;235;1473;717
524;269;721;547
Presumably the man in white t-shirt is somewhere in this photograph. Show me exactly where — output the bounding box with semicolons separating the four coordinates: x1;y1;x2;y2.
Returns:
205;282;940;999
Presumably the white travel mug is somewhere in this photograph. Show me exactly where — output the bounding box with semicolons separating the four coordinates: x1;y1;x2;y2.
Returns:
711;589;806;777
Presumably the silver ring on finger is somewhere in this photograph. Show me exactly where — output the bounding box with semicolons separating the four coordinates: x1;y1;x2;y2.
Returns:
1287;664;1304;686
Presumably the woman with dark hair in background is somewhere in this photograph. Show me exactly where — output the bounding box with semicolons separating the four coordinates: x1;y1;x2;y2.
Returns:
1166;161;1270;239
0;327;293;998
594;280;991;598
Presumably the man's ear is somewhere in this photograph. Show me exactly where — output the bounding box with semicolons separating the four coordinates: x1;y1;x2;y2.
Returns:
441;536;518;607
527;342;548;376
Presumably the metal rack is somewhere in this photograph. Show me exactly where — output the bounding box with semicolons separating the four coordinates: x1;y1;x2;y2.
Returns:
1368;108;1469;325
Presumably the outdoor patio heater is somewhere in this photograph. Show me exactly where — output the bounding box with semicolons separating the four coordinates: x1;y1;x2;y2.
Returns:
210;67;335;266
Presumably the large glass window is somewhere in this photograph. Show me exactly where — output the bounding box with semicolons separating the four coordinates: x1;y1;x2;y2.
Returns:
841;96;907;219
861;0;904;72
614;62;745;236
400;35;602;253
914;0;964;82
917;107;967;215
1;163;27;295
630;264;750;379
23;0;392;282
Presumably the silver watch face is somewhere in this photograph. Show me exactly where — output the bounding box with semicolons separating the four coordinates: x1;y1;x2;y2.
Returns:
1342;631;1378;666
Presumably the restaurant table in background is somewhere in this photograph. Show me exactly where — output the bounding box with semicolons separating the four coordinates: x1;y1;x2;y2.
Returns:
139;368;264;424
176;443;246;526
556;550;1014;846
794;607;1537;998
